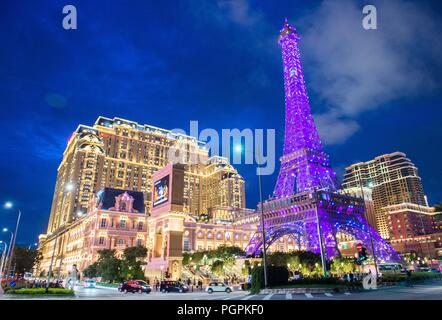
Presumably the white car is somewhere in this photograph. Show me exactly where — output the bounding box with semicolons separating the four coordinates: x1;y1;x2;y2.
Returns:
84;279;97;288
206;282;233;294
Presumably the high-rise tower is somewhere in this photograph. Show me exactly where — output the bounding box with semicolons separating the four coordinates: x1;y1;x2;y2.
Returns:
246;20;400;264
274;19;337;197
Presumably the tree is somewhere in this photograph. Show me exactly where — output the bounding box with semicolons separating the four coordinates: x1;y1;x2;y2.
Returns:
122;246;147;280
11;246;38;275
96;249;122;283
330;257;355;275
268;252;289;267
211;260;224;276
83;262;99;278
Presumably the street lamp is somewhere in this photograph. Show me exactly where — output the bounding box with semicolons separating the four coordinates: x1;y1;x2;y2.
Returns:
356;176;378;279
254;142;268;288
2;228;14;281
46;182;74;292
0;240;8;295
3;202;21;282
160;266;164;281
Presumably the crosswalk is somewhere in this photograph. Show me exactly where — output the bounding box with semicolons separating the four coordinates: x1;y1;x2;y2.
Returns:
222;292;354;301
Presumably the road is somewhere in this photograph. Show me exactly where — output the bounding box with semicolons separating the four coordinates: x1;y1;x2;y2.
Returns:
1;282;441;300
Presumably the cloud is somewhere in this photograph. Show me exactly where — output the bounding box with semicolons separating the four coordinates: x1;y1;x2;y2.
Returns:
216;0;262;27
300;0;442;143
315;112;360;145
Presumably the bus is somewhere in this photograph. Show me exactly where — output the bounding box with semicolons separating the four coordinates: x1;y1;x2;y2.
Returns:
378;263;403;273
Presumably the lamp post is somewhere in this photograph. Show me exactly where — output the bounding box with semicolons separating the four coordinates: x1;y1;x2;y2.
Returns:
160;266;164;281
46;182;74;292
0;241;8;276
415;199;433;266
357;176;378;279
2;228;14;281
255;143;268;288
3;202;21;282
0;241;8;295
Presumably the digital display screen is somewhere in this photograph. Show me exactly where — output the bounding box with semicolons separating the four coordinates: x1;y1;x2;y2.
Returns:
153;175;170;207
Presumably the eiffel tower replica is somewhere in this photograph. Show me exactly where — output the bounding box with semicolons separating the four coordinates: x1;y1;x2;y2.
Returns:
246;20;400;263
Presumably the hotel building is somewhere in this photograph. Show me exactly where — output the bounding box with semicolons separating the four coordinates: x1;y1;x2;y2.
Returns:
46;116;245;234
37;117;258;280
341;152;427;239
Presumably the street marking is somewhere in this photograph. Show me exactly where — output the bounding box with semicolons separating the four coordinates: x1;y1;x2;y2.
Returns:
344;292;351;295
305;293;314;298
324;293;333;297
263;294;273;300
286;293;292;300
241;294;255;300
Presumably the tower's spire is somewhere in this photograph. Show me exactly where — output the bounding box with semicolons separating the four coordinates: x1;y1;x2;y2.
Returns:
273;21;337;197
279;18;298;39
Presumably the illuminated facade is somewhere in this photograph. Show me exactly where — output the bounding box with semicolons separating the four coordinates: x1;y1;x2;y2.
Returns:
37;189;148;278
46;116;245;234
342;152;428;239
384;203;442;260
245;20;400;263
40;117;249;279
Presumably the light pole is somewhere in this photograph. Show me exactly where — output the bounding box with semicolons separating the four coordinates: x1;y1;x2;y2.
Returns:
0;241;8;276
0;240;8;295
2;228;14;281
254;143;268;288
357;176;378;279
46;182;74;292
314;203;328;278
415;198;433;266
3;202;21;282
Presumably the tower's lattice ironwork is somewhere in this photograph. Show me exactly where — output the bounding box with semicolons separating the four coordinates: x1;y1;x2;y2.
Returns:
246;20;400;263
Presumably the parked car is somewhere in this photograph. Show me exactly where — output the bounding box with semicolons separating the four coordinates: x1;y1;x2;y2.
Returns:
206;282;233;294
118;280;151;294
84;278;96;288
160;281;189;293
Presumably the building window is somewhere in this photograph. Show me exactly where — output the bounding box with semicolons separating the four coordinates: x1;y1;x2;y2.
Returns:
120;220;126;229
138;221;143;231
117;239;125;245
99;237;105;245
183;238;190;252
136;239;143;246
100;219;107;228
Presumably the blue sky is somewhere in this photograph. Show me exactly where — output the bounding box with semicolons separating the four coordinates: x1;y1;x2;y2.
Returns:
0;0;441;246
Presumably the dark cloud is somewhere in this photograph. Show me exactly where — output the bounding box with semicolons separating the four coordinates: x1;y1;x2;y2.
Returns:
301;0;442;143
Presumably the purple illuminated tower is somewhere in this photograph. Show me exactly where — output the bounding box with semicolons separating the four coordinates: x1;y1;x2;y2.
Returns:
246;20;401;264
274;19;337;197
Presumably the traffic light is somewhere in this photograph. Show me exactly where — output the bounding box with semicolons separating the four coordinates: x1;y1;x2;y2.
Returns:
358;247;367;262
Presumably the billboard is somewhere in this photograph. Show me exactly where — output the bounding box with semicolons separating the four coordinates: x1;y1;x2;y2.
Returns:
153;175;170;207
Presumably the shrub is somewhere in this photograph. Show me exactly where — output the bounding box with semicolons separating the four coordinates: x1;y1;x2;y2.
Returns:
250;265;289;293
6;288;74;295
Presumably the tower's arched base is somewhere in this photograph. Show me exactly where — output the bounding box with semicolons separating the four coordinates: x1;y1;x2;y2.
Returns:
246;190;401;263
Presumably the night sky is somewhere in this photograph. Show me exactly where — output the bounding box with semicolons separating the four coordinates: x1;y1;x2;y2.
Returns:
1;0;441;247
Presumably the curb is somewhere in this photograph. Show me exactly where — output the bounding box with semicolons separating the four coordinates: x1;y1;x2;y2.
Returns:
260;287;363;294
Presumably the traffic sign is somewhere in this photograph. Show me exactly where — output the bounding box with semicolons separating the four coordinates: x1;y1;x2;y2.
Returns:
356;243;363;252
9;281;16;288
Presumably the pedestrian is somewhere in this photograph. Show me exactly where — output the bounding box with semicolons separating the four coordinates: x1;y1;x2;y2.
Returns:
406;269;413;287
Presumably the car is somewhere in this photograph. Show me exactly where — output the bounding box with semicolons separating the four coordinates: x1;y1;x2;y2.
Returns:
206;282;233;294
118;280;152;294
84;278;96;288
160;281;189;293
